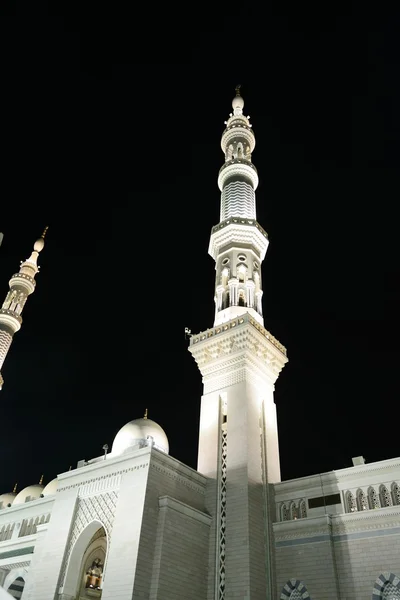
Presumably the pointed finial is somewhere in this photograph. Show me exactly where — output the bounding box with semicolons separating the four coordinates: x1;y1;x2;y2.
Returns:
13;482;17;493
235;84;241;96
69;465;72;471
34;227;48;253
144;408;148;420
39;474;44;485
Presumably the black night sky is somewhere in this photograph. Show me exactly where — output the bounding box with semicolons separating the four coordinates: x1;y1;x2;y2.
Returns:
0;6;399;495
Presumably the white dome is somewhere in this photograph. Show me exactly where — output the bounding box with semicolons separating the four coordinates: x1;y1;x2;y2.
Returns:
42;478;58;496
112;418;169;456
0;493;16;509
13;484;44;505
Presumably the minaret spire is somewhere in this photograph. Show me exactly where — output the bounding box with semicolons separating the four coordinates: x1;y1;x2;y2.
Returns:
209;88;268;327
0;229;48;389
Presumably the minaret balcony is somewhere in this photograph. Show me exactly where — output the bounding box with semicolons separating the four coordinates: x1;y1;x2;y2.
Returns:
9;272;36;295
221;126;255;153
209;218;269;261
0;309;22;332
218;160;258;191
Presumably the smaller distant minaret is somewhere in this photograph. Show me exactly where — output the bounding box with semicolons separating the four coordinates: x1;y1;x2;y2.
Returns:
0;228;48;389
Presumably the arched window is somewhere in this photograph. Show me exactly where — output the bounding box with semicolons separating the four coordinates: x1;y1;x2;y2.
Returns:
281;503;289;521
368;486;380;509
7;577;25;599
356;488;368;511
346;491;357;512
280;579;310;599
238;290;246;306
392;483;400;506
380;484;392;507
237;265;246;283
299;500;307;519
289;502;297;520
372;572;400;599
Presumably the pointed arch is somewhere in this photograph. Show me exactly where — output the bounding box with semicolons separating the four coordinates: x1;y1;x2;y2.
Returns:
281;503;289;521
380;484;392;507
346;490;357;512
280;578;311;599
392;483;400;506
62;520;108;598
289;501;297;520
356;488;368;511
299;499;307;519
372;572;400;599
368;486;380;509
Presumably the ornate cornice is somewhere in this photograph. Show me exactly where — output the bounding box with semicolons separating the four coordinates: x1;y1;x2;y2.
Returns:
274;459;400;497
0;560;30;570
332;505;400;535
189;315;287;386
57;462;149;494
273;507;400;541
209;219;268;261
150;461;206;495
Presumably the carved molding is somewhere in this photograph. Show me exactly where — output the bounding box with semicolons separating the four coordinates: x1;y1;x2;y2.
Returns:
0;560;30;570
209;221;268;260
274;507;400;541
190;318;287;387
58;463;149;494
150;462;206;495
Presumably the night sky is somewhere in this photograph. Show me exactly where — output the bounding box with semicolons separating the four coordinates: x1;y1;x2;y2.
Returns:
0;7;399;495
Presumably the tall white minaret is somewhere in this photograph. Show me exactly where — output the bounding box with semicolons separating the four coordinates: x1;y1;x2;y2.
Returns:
0;228;48;389
211;84;268;327
189;89;288;599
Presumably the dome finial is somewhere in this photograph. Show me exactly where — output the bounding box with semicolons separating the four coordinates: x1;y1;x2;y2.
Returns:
34;227;48;253
39;474;44;485
13;482;17;493
144;408;148;420
232;86;244;114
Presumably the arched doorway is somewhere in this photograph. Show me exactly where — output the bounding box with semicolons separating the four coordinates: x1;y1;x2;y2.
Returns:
373;572;400;599
62;521;107;600
7;577;25;598
280;579;311;599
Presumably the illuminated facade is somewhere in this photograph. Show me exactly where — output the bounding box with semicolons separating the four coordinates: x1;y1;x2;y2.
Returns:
1;91;400;600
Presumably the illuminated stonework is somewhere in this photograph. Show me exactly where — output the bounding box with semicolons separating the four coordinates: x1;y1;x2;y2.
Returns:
0;229;47;389
208;93;271;327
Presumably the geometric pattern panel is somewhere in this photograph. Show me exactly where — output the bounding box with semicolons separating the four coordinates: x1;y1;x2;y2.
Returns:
59;491;119;588
280;579;310;599
218;427;227;600
373;572;400;599
290;590;305;600
0;330;12;370
383;582;400;599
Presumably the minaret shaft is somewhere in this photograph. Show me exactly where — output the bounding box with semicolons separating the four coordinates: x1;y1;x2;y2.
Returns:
189;90;288;600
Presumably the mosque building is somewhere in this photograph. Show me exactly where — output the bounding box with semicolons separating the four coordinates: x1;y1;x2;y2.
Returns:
0;89;400;600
